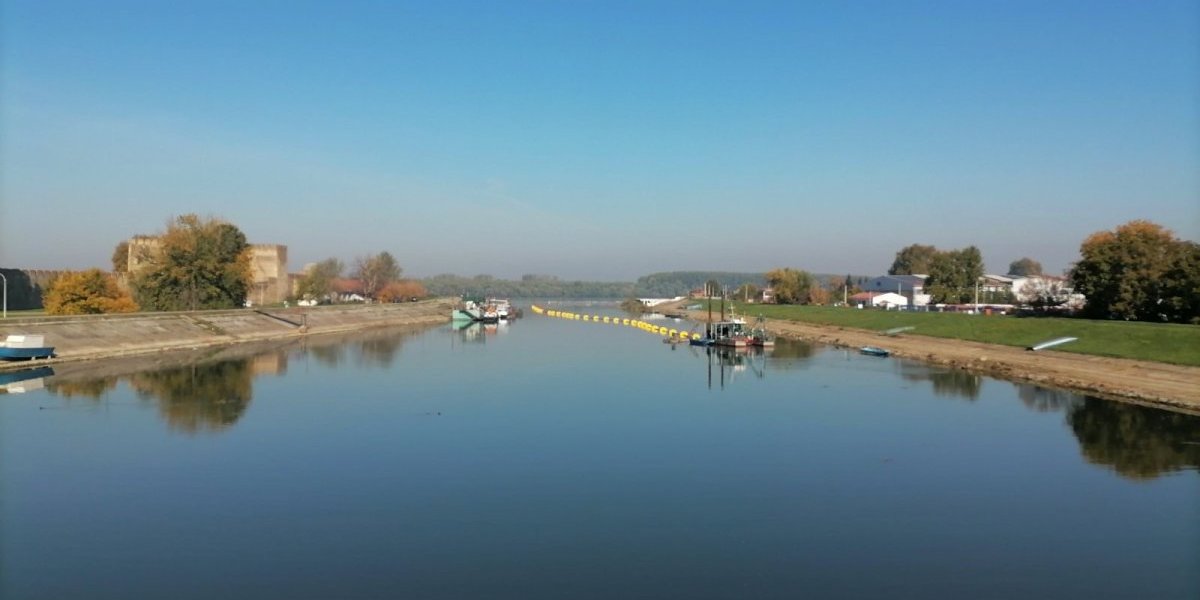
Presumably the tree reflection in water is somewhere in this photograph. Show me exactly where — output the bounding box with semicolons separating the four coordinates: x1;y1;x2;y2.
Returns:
1015;383;1082;413
356;335;406;368
307;344;345;367
46;377;119;399
1065;397;1200;480
129;360;255;434
895;362;982;400
766;339;816;370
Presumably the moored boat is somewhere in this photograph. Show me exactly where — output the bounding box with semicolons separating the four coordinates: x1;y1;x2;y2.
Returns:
859;346;890;357
0;335;56;361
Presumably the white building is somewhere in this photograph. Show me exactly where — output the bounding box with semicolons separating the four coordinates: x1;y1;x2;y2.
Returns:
861;275;931;306
850;291;909;308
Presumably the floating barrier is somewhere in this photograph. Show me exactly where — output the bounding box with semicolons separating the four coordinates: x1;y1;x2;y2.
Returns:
530;304;696;341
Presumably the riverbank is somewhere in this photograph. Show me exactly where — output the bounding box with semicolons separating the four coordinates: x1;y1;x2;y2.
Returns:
0;298;456;370
672;304;1200;413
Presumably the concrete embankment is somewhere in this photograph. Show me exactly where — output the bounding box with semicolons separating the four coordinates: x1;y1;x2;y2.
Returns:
0;298;456;369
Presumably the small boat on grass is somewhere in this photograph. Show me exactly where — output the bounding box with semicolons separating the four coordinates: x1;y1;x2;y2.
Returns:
0;335;56;361
859;346;890;357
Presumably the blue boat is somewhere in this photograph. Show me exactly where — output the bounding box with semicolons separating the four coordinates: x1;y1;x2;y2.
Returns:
0;335;56;361
859;346;890;357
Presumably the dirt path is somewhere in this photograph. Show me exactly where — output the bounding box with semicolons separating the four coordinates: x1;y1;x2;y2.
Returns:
669;302;1200;413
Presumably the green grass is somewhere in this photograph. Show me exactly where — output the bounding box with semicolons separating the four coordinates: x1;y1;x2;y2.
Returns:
718;303;1200;366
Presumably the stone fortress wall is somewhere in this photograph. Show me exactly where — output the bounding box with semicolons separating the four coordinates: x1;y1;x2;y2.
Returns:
125;237;290;305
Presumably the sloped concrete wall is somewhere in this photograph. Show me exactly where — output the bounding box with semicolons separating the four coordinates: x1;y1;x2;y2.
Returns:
0;299;455;365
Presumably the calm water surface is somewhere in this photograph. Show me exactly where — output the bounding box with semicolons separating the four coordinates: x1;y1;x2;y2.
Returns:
2;311;1198;599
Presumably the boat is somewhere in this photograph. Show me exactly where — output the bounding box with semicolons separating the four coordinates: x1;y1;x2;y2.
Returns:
748;315;775;347
859;346;890;357
0;335;56;361
452;300;500;323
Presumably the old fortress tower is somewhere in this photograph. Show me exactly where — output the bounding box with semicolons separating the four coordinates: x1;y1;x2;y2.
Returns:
125;236;290;305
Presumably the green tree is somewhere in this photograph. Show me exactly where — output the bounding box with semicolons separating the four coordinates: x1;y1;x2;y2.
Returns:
1007;257;1043;276
925;246;984;304
355;251;402;300
131;214;252;311
1159;241;1200;324
766;268;816;304
1070;220;1199;323
297;258;344;302
44;269;139;315
888;244;939;275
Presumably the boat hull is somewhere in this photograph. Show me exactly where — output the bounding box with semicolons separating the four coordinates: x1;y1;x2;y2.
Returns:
0;347;56;361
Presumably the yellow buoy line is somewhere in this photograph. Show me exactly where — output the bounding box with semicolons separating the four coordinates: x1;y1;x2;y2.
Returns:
530;304;700;341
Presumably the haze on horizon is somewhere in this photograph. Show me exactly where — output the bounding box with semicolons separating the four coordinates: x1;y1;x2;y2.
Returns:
1;1;1197;281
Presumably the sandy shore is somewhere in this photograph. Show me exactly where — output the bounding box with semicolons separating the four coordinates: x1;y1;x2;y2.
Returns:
676;306;1200;413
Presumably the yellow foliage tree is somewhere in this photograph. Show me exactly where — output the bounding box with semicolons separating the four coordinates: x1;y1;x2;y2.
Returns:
44;269;139;315
377;280;428;303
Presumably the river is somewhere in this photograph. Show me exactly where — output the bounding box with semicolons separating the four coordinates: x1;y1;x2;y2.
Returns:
2;310;1197;599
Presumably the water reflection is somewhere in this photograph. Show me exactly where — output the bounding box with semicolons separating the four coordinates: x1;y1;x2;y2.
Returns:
1015;383;1082;413
451;321;503;344
1066;397;1200;480
0;366;54;394
894;362;983;400
130;360;254;434
38;326;421;434
704;346;765;389
765;339;817;369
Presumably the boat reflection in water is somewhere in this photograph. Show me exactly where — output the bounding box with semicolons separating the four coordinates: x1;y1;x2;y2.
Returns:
703;345;765;389
0;366;54;394
451;319;507;345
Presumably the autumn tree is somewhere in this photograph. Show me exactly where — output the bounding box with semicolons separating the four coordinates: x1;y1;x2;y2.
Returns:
44;269;139;315
925;246;984;304
808;282;832;305
766;268;816;304
1007;257;1043;276
377;280;428;303
888;244;939;275
354;251;402;300
1071;220;1200;323
130;214;252;311
111;241;130;274
296;258;344;302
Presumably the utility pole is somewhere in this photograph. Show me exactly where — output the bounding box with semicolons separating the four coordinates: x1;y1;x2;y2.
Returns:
0;272;7;319
975;279;980;314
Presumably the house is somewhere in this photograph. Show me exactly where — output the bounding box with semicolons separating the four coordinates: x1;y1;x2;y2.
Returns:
861;275;930;306
849;291;909;309
761;287;775;304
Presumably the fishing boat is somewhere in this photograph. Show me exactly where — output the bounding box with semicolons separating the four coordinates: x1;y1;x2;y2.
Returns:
859;346;890;357
0;335;56;361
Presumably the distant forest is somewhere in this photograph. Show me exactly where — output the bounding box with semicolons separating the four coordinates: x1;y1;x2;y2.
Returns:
421;271;855;299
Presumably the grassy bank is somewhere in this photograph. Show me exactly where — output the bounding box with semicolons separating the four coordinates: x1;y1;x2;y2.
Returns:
719;304;1200;366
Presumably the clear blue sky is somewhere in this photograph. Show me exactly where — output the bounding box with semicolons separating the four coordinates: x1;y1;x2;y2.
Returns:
2;0;1197;280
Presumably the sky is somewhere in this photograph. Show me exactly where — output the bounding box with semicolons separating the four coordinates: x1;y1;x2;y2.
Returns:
2;0;1197;280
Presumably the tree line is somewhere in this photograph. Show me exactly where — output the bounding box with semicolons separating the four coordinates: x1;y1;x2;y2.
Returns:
765;219;1198;324
42;214;421;315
